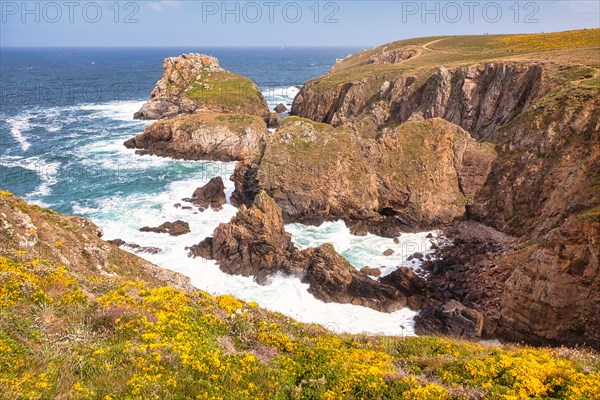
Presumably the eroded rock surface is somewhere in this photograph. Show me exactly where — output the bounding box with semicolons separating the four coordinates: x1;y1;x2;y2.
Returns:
231;117;496;235
125;113;268;162
183;177;227;211
134;53;268;120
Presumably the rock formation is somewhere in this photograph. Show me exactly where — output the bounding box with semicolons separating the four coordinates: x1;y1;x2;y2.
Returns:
265;112;281;128
281;32;600;347
0;192;193;292
231;116;496;236
125;113;268;162
140;220;190;236
134;53;269;120
183;177;227;211
188;191;408;312
129;32;599;347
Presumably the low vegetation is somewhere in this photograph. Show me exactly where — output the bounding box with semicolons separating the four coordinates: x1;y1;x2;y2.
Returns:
185;70;266;112
1;251;598;399
497;29;600;52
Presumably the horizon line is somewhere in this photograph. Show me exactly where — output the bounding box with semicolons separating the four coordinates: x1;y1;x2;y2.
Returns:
0;45;370;50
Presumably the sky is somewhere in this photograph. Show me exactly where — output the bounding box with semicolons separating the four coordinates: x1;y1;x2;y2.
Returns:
1;0;599;47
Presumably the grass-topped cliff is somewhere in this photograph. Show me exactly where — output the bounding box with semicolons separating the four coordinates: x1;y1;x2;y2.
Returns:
311;28;599;91
2;193;600;399
134;53;269;121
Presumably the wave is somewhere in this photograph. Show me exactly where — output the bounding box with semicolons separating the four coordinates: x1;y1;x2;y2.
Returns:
261;86;299;111
0;155;60;201
1;99;147;154
286;220;436;277
5;113;32;151
78;100;147;122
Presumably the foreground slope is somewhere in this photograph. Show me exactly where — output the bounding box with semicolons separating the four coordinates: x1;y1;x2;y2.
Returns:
1;191;599;399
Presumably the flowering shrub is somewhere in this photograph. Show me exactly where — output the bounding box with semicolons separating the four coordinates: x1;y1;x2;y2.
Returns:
498;29;600;51
1;256;598;399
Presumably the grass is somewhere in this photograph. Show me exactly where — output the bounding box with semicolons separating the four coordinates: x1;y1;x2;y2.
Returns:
1;192;599;399
304;28;600;104
184;70;267;114
164;113;267;138
1;255;599;400
579;205;600;222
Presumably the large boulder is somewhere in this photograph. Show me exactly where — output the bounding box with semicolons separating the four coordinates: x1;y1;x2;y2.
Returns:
379;266;426;310
303;244;406;312
274;103;287;113
184;177;227;211
125;113;268;162
416;300;485;339
196;190;302;283
134;53;269;120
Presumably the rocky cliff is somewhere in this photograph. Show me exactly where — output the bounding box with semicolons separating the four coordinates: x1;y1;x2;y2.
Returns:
232;116;496;236
292;62;542;139
125;113;268;162
126;31;599;347
292;30;600;347
134;53;269;120
282;30;600;346
0;191;193;292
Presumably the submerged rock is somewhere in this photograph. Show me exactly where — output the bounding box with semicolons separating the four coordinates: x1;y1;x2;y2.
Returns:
140;220;190;236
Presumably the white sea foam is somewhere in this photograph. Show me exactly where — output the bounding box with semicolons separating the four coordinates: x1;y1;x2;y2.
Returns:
286;221;437;277
262;86;299;115
5;113;32;151
78;100;147;121
6;97;426;336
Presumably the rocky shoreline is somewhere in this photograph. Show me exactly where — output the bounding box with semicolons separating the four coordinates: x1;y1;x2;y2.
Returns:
124;39;599;349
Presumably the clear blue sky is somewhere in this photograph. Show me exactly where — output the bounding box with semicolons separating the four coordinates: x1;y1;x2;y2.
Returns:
1;0;599;47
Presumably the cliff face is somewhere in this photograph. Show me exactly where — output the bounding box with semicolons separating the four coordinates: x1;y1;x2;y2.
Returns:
293;63;542;140
134;53;269;120
501;217;599;347
286;31;600;347
124;113;268;162
232;117;496;236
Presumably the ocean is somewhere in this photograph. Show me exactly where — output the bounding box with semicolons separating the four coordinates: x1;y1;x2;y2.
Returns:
0;47;435;335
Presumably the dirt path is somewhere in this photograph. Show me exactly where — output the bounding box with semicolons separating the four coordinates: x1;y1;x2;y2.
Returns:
421;38;453;53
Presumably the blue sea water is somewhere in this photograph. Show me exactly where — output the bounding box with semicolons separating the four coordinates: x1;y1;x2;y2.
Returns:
0;47;435;335
0;47;359;209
